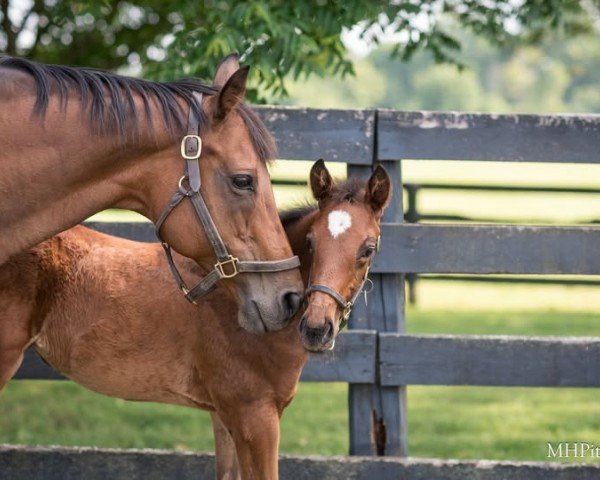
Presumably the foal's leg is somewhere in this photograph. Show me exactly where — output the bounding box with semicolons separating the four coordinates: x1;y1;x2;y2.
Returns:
211;412;241;480
0;300;33;392
221;404;280;480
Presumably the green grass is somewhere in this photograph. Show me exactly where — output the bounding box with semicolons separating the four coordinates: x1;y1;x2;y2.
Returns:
407;309;600;336
1;309;599;463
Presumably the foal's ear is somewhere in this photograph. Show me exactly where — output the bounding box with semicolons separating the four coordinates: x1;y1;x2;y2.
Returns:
365;164;392;216
213;52;240;88
215;66;249;120
310;159;333;204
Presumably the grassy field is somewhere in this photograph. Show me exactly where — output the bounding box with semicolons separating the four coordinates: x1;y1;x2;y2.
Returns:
1;308;599;463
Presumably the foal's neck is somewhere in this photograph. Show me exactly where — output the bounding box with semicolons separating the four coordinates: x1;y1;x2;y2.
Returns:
283;209;318;287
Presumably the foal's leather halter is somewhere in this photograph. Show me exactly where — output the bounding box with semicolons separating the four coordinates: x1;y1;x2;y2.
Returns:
155;92;300;304
305;236;380;330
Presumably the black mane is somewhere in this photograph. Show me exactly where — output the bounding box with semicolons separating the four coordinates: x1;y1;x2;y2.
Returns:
279;178;366;227
0;56;276;161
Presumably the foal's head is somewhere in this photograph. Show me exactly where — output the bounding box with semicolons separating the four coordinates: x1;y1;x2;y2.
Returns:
299;160;391;352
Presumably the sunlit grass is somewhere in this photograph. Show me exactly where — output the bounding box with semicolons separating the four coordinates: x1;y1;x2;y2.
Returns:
1;310;599;463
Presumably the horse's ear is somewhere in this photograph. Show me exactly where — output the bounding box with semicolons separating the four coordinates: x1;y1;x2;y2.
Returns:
215;66;249;120
213;52;240;88
365;164;392;216
310;159;333;204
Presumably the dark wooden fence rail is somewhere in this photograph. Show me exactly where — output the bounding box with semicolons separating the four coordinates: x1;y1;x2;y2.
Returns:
4;445;600;480
12;108;600;476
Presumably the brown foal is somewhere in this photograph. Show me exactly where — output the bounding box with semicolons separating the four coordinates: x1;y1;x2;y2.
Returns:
0;161;391;479
0;53;302;328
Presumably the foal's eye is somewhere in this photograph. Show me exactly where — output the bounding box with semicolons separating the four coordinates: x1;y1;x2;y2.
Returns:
362;246;376;258
231;174;254;191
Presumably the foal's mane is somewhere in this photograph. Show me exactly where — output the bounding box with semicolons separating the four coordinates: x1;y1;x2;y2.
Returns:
279;178;365;227
0;56;275;161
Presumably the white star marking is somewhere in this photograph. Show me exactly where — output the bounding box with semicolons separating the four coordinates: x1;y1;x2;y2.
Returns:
328;210;352;238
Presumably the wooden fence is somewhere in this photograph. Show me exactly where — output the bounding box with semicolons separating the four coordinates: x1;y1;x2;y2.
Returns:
273;179;600;302
12;107;600;477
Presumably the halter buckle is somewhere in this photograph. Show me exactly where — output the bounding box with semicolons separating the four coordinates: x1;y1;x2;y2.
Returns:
180;286;198;305
181;134;202;160
215;255;239;279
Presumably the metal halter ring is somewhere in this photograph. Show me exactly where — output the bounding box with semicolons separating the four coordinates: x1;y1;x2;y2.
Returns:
180;134;202;160
342;302;353;321
215;255;240;279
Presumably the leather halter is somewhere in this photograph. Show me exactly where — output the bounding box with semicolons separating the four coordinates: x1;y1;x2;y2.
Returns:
155;92;300;305
305;236;379;330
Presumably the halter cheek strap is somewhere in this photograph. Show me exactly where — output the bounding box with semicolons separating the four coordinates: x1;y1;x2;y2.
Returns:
306;267;372;331
155;92;300;304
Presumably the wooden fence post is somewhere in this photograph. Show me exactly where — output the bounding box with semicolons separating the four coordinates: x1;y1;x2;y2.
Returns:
348;150;408;456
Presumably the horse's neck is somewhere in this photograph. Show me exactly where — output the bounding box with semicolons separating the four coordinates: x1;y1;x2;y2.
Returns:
0;85;174;263
0;233;72;336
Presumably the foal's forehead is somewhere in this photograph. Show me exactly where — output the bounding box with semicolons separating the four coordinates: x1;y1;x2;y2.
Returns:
315;203;377;241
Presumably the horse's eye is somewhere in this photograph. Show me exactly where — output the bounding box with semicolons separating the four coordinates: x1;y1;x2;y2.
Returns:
362;246;376;258
231;174;254;191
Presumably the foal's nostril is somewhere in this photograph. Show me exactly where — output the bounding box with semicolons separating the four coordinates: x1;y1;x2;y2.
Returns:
281;290;302;319
322;317;334;343
299;316;335;349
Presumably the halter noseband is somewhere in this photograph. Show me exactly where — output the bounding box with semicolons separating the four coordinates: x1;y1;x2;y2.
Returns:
305;236;379;330
155;92;300;304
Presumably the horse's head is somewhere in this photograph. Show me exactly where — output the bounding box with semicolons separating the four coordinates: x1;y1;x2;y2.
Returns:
154;54;302;332
299;160;391;352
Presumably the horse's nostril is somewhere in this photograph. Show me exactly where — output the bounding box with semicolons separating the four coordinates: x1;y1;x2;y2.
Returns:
323;317;334;342
282;290;302;319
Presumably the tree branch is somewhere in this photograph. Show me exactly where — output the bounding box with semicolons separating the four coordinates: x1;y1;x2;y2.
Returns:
16;0;38;35
0;0;17;55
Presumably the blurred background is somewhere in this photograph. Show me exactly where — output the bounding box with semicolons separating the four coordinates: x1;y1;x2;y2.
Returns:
1;0;599;462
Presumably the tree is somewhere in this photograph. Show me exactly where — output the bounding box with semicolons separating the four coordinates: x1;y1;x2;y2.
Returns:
0;0;595;101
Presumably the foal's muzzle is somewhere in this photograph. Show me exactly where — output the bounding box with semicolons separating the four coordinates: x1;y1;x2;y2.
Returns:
298;314;336;352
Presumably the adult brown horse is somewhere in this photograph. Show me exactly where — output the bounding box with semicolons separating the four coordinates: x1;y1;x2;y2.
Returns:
0;161;391;479
0;53;302;330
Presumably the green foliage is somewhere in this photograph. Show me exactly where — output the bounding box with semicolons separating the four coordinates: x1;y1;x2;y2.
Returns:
286;28;600;114
0;0;595;101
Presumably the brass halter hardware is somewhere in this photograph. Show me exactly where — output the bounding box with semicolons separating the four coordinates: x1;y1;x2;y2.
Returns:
214;255;240;279
180;135;202;160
